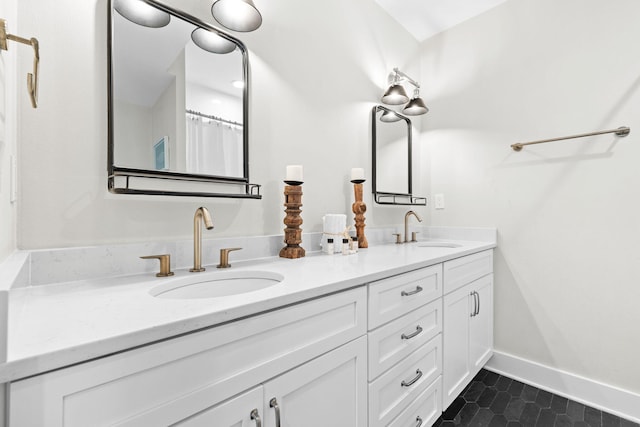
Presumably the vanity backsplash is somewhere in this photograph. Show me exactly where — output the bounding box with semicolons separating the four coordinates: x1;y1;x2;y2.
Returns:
0;226;496;288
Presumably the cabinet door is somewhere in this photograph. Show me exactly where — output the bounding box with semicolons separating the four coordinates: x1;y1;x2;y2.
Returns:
113;386;264;427
173;386;263;427
263;336;367;427
443;276;494;410
442;284;473;409
469;274;493;373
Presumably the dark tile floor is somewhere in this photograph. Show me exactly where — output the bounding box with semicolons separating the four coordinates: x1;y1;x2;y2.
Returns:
433;369;639;427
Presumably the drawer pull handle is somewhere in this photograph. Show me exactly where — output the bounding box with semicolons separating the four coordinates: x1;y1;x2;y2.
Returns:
269;398;281;427
476;291;481;316
401;325;423;340
401;286;423;297
401;369;423;387
415;416;424;427
250;409;262;427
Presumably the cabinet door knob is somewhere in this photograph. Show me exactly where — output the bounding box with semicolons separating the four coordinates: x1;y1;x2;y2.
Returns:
401;325;423;340
415;416;424;427
250;409;262;427
401;286;423;297
269;398;281;427
401;369;423;387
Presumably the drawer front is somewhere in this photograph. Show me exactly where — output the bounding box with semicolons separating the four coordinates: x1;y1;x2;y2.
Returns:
368;299;442;380
368;335;442;427
9;287;367;427
388;376;442;427
368;264;442;329
443;250;493;295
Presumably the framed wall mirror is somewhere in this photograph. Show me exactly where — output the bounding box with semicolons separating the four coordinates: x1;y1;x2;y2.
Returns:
371;105;426;205
108;0;261;198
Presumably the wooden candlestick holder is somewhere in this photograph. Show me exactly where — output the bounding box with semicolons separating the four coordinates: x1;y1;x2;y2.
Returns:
279;184;306;259
352;182;368;248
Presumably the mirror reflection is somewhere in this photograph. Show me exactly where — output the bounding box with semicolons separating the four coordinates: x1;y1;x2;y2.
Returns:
371;105;426;205
110;1;247;181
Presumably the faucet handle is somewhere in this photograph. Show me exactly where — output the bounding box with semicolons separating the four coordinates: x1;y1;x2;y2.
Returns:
140;254;174;277
411;231;419;242
392;233;403;244
217;247;242;269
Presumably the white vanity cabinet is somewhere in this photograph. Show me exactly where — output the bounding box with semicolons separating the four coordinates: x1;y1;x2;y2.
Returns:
8;288;367;427
442;250;494;409
367;264;444;427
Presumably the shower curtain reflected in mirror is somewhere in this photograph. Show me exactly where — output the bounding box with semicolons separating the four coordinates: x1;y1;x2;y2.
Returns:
186;115;243;178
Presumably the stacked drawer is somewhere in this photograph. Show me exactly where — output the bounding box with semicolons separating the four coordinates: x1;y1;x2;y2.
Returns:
367;264;443;427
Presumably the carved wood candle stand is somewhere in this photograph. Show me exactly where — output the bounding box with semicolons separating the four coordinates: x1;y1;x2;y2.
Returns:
352;182;368;248
279;184;306;259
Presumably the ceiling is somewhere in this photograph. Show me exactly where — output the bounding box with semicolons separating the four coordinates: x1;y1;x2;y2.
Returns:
373;0;509;42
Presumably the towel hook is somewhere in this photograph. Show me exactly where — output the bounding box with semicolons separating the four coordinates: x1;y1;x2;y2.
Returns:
0;18;39;108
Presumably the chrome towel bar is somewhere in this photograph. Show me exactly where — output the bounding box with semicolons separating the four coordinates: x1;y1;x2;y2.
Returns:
511;126;630;151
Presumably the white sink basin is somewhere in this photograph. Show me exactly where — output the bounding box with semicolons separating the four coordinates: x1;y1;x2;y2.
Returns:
150;271;284;299
417;242;463;248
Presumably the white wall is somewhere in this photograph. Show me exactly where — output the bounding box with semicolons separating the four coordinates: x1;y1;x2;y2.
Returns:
421;0;640;394
114;100;152;169
0;0;18;263
15;0;424;250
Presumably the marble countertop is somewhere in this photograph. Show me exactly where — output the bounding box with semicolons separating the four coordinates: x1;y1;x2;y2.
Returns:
2;238;495;383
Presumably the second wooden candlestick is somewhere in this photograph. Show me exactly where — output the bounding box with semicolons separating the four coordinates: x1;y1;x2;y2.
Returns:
279;185;306;259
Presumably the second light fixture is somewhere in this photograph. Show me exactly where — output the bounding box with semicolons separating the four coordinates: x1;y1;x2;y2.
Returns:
380;68;429;116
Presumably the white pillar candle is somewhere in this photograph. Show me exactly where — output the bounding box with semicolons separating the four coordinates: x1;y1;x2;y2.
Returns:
286;165;303;182
351;168;365;181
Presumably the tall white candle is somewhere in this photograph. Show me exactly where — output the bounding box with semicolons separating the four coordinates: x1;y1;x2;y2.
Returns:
351;168;365;181
286;165;303;182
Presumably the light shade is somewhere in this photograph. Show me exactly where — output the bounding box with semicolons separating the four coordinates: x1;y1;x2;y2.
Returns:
381;84;409;105
211;0;263;32
403;97;429;116
114;0;170;28
380;110;403;123
191;28;237;54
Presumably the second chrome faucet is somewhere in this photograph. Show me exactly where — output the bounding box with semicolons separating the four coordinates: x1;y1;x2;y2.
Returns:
404;210;422;243
190;207;214;272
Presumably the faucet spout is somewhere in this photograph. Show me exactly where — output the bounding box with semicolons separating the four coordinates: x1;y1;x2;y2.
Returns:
190;207;214;272
404;210;422;243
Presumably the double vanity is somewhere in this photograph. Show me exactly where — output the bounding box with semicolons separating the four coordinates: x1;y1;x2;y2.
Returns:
0;228;495;426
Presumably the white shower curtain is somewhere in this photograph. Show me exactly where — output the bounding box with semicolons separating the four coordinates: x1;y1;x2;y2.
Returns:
186;116;243;177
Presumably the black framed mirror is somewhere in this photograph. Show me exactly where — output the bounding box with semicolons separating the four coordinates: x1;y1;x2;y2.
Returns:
371;105;426;205
108;0;261;198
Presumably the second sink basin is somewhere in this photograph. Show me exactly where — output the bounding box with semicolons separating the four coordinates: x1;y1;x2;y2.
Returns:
417;242;463;248
150;271;284;299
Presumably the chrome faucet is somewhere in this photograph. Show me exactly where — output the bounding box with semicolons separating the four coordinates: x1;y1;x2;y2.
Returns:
190;207;214;272
404;210;422;243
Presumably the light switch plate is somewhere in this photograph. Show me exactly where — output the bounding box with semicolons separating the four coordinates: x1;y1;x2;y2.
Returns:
434;193;444;210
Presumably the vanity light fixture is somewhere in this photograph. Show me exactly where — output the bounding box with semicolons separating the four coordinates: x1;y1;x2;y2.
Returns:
231;80;244;88
403;88;429;116
211;0;263;32
191;28;236;54
114;0;171;28
381;68;429;116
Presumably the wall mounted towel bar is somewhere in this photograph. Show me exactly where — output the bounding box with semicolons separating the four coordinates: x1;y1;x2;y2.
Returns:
0;18;39;108
511;126;630;151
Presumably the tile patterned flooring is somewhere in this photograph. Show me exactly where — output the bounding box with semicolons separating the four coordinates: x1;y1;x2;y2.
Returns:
433;369;639;427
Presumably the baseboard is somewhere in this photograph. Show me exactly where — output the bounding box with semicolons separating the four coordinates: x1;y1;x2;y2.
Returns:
485;351;640;424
